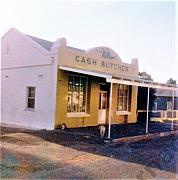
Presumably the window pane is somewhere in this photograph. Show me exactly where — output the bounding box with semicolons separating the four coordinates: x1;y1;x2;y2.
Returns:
120;86;124;96
28;87;35;98
72;92;79;112
167;101;172;110
102;93;107;109
67;94;72;112
118;97;123;111
79;92;84;112
27;98;35;108
99;93;101;109
73;76;79;112
80;77;87;112
74;76;80;92
68;75;73;92
124;87;128;97
123;97;127;111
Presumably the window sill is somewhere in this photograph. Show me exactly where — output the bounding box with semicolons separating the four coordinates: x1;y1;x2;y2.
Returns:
67;112;90;118
24;108;35;112
116;111;131;115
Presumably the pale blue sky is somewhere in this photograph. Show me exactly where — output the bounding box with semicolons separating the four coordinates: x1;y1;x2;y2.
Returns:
0;0;176;83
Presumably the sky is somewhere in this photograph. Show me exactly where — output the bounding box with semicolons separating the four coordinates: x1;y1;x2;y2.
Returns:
0;0;177;83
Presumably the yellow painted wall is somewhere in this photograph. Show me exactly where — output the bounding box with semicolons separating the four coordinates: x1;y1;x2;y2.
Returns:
128;86;138;123
55;70;101;128
55;70;68;128
65;76;101;128
55;70;138;128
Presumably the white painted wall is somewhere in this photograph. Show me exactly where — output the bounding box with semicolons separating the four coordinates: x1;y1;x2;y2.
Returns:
1;28;50;68
1;28;58;129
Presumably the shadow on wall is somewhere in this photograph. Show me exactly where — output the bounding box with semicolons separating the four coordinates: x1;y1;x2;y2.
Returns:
137;87;157;124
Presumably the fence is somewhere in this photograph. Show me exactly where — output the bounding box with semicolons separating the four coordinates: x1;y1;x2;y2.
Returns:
137;110;178;119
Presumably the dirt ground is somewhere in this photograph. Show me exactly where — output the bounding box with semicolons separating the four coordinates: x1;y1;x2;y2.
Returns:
0;124;178;179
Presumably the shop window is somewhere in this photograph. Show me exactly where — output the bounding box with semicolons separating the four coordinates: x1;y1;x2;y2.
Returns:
67;74;87;113
26;87;36;109
116;85;130;111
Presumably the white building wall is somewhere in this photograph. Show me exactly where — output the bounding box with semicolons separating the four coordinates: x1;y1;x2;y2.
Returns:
1;65;56;129
1;28;50;68
1;28;58;129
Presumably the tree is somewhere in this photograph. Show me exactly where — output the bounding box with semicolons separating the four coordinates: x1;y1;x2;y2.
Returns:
167;78;176;84
139;71;153;81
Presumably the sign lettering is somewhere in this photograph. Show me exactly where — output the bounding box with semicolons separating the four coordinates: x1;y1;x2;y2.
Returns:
75;55;128;72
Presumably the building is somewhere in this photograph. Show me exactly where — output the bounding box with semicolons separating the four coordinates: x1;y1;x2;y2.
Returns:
1;28;177;134
152;89;178;118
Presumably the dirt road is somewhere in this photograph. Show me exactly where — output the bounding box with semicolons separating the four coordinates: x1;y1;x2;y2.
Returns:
0;125;177;179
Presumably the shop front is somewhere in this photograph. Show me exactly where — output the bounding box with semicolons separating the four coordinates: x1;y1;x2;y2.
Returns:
55;44;139;129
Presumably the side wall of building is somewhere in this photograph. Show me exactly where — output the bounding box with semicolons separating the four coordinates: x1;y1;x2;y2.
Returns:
1;28;58;129
155;96;178;110
1;66;56;129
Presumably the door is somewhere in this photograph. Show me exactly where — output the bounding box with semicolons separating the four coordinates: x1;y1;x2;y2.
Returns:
98;91;107;124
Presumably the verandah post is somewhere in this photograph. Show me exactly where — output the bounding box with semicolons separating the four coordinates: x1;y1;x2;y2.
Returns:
146;87;150;134
171;90;175;130
108;82;113;139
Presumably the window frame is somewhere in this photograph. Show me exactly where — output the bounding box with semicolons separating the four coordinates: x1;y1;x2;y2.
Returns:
67;74;88;114
116;84;130;113
26;86;36;110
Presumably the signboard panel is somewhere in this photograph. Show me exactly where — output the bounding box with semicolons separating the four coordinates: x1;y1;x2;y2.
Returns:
59;47;138;78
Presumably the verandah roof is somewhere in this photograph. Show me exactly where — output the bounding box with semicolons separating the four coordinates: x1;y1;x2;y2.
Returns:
59;65;177;90
59;65;177;138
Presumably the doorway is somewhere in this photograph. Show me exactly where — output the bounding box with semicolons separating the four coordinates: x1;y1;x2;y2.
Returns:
98;91;108;124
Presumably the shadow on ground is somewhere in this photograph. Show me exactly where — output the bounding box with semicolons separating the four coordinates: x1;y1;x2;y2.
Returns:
1;146;95;179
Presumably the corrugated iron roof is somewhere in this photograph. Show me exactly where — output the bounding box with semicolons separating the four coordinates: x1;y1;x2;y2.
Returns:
26;35;53;51
26;35;85;53
155;89;178;97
